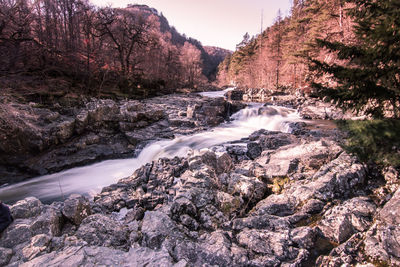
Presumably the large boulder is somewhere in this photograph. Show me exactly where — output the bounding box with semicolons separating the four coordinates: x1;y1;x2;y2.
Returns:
141;211;184;250
362;187;400;266
317;197;376;243
19;246;179;267
11;197;44;219
75;214;129;249
62;194;91;225
0;198;62;249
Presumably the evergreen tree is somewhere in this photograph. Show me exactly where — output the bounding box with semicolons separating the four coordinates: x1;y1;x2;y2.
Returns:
311;0;400;118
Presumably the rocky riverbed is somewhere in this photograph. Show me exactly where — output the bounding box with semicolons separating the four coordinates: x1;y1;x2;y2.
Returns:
0;94;244;185
1;92;399;266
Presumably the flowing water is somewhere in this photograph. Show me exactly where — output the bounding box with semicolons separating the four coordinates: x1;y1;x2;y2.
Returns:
0;93;301;204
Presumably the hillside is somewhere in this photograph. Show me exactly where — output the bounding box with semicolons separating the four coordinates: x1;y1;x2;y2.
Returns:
0;1;226;101
217;0;355;93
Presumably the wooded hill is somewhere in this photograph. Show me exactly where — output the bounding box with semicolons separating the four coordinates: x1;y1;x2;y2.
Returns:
217;0;354;93
0;1;230;99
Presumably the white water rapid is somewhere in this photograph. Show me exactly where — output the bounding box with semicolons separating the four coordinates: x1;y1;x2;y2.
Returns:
0;98;301;204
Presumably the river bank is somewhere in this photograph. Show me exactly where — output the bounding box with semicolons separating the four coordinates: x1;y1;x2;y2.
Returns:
0;92;244;186
0;91;399;266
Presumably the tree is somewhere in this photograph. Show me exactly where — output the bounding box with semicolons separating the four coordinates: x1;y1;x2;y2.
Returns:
270;9;284;89
96;7;151;76
179;41;203;87
311;0;400;118
236;32;250;50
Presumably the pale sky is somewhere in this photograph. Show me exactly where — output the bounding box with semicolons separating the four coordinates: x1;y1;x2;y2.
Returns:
90;0;292;51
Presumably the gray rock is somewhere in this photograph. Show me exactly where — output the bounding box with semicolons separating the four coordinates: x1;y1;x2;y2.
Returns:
257;132;297;150
318;197;376;243
232;214;290;231
19;245;176;267
195;231;234;266
290;227;316;249
251;194;296;217
216;153;234;175
0;220;32;248
62;194;91;225
237;229;296;261
200;151;217;170
141;211;183;249
75;110;89;134
217;191;243;215
227;173;267;202
0;247;13;266
56;119;75;142
380;187;400;225
247;142;262;159
22;234;51;261
284;152;366;205
30;206;63;236
11;197;43;219
76;214;129;249
125;247;176;267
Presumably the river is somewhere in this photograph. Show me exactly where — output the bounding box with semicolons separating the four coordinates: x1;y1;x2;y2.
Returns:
0;91;301;204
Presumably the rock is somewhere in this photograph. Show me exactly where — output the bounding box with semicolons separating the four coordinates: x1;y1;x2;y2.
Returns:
76;214;129;249
247;142;262;160
258;106;279;116
251;194;296;217
74;110;89;134
124;207;145;223
0;220;32;248
237;229;296;262
316;233;364;267
56;119;75;142
20;245;177;267
0;247;13;266
256;140;341;179
361;187;400;266
290;227;316;249
0;94;232;185
283;152;366;206
200;151;217;170
318;197;376;243
226;90;243;101
217;192;243;215
125;247;176;267
62;194;91;225
195;231;234;266
141;211;183;250
30;206;63;236
300;198;325;214
227;173;267;202
216;153;234;175
257;132;297;150
232;215;290;231
226;145;248;161
380;186;400;225
11;197;43;219
22;234;51;261
186;104;198;119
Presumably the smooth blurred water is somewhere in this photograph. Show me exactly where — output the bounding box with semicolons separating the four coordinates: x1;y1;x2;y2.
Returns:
198;87;234;98
0;97;301;204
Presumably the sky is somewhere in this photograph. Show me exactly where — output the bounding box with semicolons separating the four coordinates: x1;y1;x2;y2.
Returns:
90;0;292;51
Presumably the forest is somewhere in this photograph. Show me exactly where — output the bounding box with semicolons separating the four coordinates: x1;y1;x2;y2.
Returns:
0;0;230;99
217;0;352;92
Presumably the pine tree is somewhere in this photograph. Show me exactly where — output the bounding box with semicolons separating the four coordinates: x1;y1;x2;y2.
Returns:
311;0;400;118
